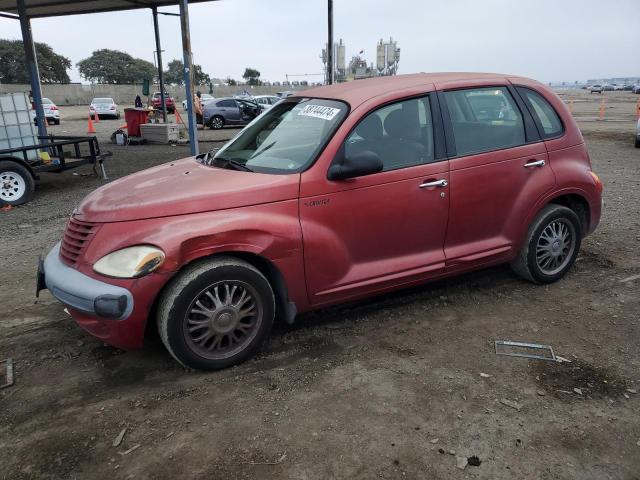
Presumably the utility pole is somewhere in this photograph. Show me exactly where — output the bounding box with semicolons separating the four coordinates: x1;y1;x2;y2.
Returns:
327;0;334;85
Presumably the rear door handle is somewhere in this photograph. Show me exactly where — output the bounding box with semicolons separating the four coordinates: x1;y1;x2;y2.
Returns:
419;179;448;188
524;159;546;168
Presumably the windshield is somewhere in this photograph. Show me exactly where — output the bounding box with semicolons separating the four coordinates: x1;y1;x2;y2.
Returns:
94;98;113;104
210;97;348;174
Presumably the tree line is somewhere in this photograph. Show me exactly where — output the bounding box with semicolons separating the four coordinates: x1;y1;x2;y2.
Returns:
0;40;261;86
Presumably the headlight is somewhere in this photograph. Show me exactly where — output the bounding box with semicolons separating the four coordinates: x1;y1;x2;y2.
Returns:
93;245;165;278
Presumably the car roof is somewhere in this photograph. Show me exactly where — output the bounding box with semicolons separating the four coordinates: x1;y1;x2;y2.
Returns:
299;72;522;108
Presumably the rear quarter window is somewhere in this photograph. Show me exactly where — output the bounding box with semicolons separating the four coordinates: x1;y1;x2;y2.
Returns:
517;87;564;138
443;86;526;156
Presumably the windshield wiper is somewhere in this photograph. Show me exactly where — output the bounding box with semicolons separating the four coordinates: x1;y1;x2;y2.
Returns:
212;156;254;172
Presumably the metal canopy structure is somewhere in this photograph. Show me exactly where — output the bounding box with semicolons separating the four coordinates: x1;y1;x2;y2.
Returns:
0;0;211;18
1;0;335;157
0;0;219;155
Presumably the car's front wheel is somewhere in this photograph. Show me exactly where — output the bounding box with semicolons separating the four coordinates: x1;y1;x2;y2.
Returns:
511;204;582;284
209;115;224;130
157;257;275;370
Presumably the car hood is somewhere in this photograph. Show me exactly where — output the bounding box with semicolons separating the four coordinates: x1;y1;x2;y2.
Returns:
75;157;300;223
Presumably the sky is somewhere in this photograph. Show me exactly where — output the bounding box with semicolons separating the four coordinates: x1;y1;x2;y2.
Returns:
1;0;637;84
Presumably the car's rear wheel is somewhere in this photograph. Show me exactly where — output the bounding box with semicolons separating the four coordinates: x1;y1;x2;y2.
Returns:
511;204;582;284
635;137;640;148
157;257;275;370
209;115;224;130
0;160;35;206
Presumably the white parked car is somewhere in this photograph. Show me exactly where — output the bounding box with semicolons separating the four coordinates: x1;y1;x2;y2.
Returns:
253;95;280;111
31;97;60;125
182;93;215;110
89;98;120;119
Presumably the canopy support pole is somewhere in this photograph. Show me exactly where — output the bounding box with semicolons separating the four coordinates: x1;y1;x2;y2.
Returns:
179;0;198;155
17;0;47;138
152;6;167;122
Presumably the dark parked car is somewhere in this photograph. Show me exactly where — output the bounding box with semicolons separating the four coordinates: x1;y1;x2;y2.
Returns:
202;97;261;129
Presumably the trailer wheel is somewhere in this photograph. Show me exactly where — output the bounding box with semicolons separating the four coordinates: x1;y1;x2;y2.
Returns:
0;161;35;206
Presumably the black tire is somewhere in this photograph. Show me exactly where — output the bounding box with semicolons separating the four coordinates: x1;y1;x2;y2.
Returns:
511;204;582;284
0;160;35;206
54;119;60;125
157;256;275;371
635;137;640;148
209;115;224;130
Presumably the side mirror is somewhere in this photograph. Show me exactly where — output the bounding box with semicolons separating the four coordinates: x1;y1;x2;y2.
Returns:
327;150;383;181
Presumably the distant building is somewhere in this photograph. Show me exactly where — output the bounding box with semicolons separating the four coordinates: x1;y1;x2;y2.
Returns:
321;37;400;83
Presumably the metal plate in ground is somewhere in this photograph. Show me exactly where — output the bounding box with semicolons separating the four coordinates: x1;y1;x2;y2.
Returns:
0;359;14;389
495;341;556;361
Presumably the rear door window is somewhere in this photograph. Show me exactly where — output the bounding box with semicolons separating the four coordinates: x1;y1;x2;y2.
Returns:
443;87;525;156
217;99;236;108
517;87;564;138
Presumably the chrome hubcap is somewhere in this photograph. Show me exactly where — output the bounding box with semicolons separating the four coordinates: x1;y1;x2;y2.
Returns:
0;171;26;201
212;118;223;128
184;281;261;359
536;219;575;275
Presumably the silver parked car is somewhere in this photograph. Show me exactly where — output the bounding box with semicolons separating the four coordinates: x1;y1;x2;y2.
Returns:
31;97;60;125
253;95;280;111
182;93;215;110
89;98;120;119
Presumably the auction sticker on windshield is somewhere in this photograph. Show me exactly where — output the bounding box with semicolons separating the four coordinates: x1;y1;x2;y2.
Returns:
298;104;341;121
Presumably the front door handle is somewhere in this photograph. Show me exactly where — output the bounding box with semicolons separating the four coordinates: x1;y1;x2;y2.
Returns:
524;159;546;168
419;179;448;188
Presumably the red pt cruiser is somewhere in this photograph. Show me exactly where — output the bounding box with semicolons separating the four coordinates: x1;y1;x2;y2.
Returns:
38;73;603;370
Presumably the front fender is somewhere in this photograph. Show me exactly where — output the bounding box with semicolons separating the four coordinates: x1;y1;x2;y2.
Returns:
81;199;309;312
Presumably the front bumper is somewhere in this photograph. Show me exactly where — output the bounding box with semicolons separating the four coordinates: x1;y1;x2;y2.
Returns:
38;243;172;350
39;243;134;319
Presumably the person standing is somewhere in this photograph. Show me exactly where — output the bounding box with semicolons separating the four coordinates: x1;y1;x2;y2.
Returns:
194;91;203;127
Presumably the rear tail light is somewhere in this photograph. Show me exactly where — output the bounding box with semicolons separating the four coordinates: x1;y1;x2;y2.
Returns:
49;105;58;110
110;106;116;110
589;171;604;194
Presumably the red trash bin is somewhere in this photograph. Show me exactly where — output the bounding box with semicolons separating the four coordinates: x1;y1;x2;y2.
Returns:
124;108;149;137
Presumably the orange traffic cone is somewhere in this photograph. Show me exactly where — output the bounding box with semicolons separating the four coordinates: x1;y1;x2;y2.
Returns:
94;110;100;123
174;108;184;125
87;115;96;134
568;98;574;114
598;99;606;121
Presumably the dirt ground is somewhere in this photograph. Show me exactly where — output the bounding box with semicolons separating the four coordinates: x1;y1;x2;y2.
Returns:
1;90;639;480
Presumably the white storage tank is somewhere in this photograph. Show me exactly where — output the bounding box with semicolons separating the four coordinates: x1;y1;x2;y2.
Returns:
0;92;39;161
